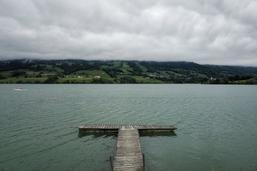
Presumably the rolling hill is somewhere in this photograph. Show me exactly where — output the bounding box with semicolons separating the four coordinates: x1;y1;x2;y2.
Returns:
0;59;257;84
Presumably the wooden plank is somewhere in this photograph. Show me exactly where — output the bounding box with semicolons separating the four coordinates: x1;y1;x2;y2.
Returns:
78;124;176;137
79;124;176;131
113;126;144;171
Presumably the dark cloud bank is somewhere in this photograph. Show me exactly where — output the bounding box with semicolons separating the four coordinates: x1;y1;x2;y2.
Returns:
0;0;257;65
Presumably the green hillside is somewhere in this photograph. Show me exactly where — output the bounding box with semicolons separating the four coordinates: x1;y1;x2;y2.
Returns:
0;59;257;84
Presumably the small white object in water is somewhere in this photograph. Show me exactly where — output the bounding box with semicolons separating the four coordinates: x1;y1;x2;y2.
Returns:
14;88;27;91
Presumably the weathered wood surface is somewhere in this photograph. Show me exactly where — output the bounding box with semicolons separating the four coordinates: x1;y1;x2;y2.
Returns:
78;124;176;171
113;126;144;171
79;124;120;133
79;124;176;132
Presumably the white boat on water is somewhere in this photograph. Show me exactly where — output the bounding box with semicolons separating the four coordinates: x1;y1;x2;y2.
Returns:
14;88;27;91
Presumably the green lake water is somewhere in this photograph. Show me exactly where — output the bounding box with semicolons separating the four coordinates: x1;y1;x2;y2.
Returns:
0;84;257;171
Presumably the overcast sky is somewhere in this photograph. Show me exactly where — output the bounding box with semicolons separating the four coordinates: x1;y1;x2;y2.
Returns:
0;0;257;65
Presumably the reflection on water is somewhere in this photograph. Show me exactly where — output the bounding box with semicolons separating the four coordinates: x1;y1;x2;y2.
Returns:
140;130;176;137
0;84;257;171
78;132;117;138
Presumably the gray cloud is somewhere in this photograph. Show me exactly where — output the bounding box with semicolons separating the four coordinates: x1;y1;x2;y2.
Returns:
0;0;257;65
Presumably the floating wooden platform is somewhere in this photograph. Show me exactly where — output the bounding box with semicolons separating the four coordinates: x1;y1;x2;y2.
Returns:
79;124;176;132
79;124;176;171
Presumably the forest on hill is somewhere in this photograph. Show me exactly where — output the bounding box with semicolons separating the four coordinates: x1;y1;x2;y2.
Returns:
0;59;257;84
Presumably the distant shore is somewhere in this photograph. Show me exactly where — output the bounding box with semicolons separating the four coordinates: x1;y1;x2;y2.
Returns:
1;59;257;84
1;82;257;85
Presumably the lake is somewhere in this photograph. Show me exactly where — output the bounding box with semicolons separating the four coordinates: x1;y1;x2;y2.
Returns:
0;84;257;171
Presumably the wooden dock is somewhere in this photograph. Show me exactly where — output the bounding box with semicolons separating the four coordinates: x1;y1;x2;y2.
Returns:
79;124;176;133
113;126;143;171
79;124;176;171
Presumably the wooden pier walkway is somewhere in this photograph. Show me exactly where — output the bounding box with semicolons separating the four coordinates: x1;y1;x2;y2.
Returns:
79;124;176;171
113;126;143;171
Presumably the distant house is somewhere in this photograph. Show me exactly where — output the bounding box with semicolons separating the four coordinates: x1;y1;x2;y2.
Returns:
41;73;56;76
210;77;216;81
